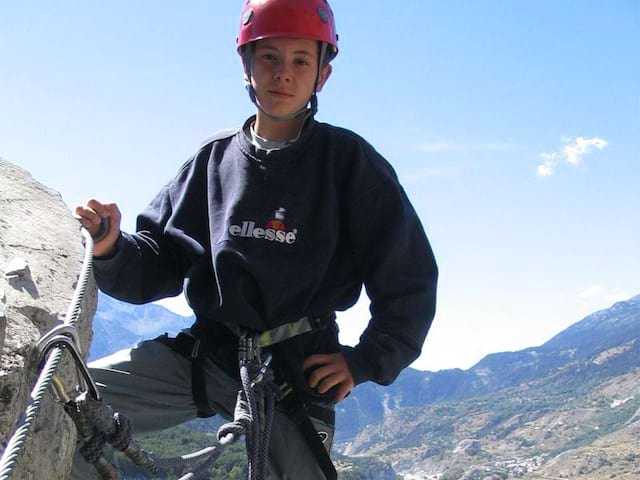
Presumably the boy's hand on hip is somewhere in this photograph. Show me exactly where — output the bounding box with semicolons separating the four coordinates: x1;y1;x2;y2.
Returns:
303;353;354;402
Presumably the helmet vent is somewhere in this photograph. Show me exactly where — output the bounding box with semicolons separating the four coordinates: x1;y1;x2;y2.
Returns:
242;9;253;25
317;7;329;24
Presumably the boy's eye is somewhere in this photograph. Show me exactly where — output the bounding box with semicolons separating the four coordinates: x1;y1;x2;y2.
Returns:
258;52;277;61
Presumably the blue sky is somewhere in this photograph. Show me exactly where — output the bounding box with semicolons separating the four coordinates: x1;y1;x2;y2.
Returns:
1;1;638;371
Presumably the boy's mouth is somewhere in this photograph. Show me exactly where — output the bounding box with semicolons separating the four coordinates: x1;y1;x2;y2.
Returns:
269;90;294;98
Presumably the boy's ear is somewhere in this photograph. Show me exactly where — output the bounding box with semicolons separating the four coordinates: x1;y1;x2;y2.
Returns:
316;64;332;93
241;54;252;85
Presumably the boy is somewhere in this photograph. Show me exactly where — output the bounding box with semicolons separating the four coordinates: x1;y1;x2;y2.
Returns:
74;0;438;478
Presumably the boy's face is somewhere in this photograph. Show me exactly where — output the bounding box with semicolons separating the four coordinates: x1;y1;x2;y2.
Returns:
248;37;331;118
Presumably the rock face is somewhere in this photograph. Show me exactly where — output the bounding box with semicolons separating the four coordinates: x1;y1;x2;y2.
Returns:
454;439;481;456
0;158;97;479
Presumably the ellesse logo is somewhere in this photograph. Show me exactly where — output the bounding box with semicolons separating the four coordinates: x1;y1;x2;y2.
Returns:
228;207;298;245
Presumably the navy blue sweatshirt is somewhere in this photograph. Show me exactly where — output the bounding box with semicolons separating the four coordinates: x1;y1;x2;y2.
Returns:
94;117;438;398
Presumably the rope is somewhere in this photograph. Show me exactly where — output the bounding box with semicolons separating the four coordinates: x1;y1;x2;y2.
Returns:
165;352;278;480
214;348;278;480
61;379;225;479
0;227;95;480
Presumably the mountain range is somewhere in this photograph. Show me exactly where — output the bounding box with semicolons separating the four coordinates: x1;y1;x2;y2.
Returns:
337;294;640;440
341;295;640;479
89;294;193;361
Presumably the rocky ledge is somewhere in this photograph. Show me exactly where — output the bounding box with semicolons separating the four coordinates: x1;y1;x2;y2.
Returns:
0;158;97;479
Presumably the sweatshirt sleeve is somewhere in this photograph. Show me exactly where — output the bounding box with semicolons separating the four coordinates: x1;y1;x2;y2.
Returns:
92;182;188;304
341;163;438;386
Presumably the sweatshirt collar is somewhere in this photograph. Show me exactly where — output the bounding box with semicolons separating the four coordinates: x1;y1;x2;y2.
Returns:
237;115;318;163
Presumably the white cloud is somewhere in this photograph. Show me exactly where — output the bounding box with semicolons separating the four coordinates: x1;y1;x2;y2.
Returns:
563;137;608;165
577;285;603;298
537;136;608;176
537;152;559;176
537;163;554;177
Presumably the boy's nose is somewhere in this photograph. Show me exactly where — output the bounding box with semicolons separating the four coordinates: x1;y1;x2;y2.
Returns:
273;63;293;82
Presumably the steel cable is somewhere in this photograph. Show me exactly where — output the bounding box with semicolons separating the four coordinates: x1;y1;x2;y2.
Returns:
0;227;95;480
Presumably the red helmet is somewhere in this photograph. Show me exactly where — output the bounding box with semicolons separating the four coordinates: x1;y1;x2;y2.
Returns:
237;0;338;58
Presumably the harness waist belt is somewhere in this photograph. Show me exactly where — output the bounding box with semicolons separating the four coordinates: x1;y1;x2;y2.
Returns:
257;314;336;347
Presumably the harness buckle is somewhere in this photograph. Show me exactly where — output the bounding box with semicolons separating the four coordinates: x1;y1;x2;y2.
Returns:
173;329;201;359
238;332;261;366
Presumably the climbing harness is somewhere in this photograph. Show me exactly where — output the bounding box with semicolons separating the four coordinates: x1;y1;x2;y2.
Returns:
226;319;339;480
171;315;339;480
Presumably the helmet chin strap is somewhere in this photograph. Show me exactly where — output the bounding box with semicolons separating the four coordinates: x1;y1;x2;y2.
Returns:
243;42;328;122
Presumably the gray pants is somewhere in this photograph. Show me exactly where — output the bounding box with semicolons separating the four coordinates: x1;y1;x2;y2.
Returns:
71;339;334;479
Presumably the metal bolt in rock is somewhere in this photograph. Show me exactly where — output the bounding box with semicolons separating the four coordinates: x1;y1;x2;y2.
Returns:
3;258;30;279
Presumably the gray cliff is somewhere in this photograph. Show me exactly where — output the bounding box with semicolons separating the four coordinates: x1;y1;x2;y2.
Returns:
0;158;97;479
